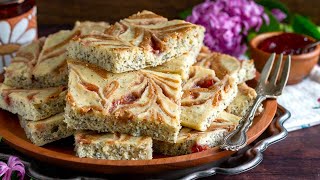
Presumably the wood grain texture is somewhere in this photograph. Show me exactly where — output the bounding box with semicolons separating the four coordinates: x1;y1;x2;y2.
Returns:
36;0;203;25
213;125;320;180
35;0;320;25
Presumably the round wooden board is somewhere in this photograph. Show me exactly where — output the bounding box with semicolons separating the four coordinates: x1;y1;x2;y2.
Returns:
0;99;277;174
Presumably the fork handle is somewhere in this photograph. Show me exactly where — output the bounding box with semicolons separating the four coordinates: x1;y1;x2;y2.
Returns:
221;95;266;151
241;95;266;130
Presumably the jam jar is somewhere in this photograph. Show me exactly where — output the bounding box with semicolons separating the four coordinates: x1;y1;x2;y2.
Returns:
0;0;37;72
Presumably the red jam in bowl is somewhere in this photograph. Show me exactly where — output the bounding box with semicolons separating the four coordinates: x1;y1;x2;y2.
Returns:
257;33;315;55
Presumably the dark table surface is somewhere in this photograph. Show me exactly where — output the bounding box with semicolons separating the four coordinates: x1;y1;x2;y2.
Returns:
3;26;319;180
215;125;320;180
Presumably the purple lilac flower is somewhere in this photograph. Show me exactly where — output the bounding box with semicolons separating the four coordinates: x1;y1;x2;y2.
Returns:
0;161;9;178
271;9;287;22
187;0;269;57
0;156;25;180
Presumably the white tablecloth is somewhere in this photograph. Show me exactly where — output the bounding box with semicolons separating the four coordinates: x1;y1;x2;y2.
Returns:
278;65;320;132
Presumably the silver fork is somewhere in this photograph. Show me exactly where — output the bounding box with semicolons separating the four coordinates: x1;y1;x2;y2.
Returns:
220;53;291;151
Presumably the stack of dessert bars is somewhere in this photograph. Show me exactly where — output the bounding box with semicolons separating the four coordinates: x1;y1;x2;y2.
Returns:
0;21;110;146
0;11;262;160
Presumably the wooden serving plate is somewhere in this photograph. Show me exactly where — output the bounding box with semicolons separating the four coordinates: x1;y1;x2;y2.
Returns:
0;73;277;174
0;101;277;174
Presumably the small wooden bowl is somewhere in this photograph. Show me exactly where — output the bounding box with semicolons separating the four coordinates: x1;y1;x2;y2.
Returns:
249;32;320;85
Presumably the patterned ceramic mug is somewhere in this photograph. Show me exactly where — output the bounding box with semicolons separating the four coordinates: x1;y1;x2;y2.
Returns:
0;0;37;73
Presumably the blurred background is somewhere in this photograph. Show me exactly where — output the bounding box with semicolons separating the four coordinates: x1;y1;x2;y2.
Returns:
37;0;319;26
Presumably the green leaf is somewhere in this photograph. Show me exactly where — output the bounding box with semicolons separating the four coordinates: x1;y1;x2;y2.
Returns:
280;23;293;33
247;32;257;42
292;14;320;40
179;8;192;20
257;0;290;17
258;9;281;33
